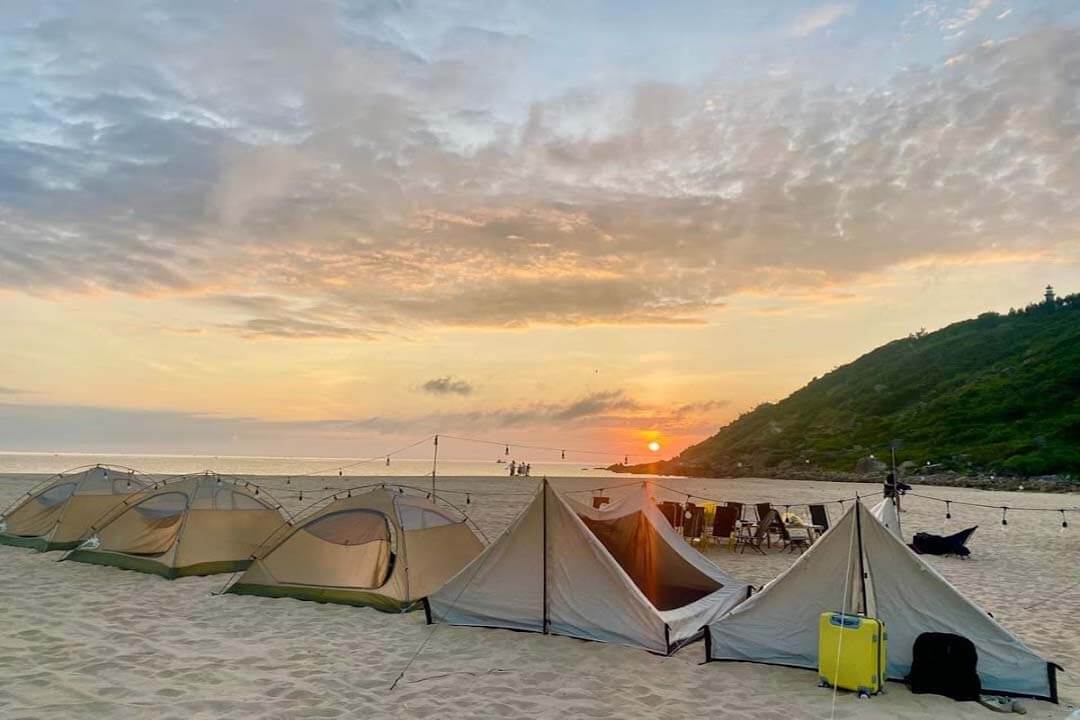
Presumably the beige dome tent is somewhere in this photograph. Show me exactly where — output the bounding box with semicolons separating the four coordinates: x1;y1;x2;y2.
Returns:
65;473;285;578
0;465;148;552
226;486;484;612
427;480;751;655
705;499;1061;702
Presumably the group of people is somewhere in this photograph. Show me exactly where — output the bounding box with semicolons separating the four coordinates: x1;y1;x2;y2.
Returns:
508;460;531;476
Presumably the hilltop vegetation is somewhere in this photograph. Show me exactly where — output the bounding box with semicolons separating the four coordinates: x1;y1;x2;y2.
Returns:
623;293;1080;480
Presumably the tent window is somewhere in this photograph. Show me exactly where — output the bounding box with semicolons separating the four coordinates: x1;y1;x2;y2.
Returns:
133;492;189;519
397;504;457;531
302;510;390;546
36;482;77;508
212;487;268;510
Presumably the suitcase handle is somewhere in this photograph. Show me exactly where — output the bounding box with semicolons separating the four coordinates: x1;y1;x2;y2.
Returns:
828;613;862;629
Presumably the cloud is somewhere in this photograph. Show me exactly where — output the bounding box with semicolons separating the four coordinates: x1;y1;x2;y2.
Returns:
785;3;855;37
0;389;727;454
941;0;995;32
0;4;1077;338
0;386;34;395
421;376;474;396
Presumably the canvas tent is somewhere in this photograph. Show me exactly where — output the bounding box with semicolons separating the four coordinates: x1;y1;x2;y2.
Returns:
0;465;147;551
427;481;751;655
227;486;484;612
705;500;1061;701
870;495;902;538
65;473;284;578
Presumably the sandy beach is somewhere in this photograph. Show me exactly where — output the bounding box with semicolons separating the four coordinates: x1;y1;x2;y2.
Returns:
2;473;1078;719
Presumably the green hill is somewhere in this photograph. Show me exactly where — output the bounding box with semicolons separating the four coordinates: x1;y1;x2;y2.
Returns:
627;292;1080;479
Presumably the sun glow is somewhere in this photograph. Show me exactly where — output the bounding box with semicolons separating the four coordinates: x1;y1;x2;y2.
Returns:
648;441;661;453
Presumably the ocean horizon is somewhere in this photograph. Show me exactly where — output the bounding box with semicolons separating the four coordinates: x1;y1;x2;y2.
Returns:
0;451;627;478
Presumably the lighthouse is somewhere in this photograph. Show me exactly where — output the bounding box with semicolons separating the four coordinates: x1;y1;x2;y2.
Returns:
1045;284;1056;305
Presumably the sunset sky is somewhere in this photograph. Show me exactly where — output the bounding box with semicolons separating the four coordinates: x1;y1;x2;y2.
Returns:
2;0;1078;460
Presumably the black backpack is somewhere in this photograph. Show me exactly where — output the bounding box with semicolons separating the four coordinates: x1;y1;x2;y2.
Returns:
906;632;982;701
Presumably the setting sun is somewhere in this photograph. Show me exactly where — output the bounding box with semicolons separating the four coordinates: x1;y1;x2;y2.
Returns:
647;441;661;453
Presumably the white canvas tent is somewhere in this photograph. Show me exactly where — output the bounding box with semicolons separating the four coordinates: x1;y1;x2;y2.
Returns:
705;499;1060;701
427;480;751;655
870;495;902;538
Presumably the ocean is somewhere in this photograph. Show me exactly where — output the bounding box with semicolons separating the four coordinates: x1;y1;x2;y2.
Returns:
0;451;628;479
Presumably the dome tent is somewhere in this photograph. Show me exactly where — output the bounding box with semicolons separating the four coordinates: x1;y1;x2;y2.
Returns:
704;499;1061;702
65;473;285;579
427;480;751;655
0;465;148;552
226;485;485;612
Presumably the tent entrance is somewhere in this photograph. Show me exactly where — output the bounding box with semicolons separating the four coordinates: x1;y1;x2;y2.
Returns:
579;510;722;610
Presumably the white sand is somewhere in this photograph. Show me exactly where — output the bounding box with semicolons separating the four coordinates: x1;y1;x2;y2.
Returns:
1;474;1077;719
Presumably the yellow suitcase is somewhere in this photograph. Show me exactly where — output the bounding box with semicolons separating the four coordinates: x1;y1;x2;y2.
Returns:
818;612;887;696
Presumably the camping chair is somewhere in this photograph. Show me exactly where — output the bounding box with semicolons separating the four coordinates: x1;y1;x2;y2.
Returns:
658;501;682;528
735;513;771;554
727;501;744;523
756;502;782;547
809;504;830;536
682;503;705;544
711;505;739;551
780;518;810;554
592;495;610;509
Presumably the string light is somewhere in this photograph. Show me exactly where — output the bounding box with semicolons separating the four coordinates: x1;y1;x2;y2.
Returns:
1062;510;1069;529
466;494;471;505
945;501;952;520
561;450;566;460
299;490;303;501
1001;507;1008;527
386;457;390;466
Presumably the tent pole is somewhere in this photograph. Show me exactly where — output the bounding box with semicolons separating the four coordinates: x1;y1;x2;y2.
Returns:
854;494;868;616
542;477;549;634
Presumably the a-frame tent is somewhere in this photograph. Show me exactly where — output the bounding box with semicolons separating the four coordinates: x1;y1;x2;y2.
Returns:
427;480;751;655
0;465;147;551
65;473;285;578
705;500;1061;702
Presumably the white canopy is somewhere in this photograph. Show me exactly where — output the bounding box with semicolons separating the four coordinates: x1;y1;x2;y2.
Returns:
705;500;1060;701
428;481;750;654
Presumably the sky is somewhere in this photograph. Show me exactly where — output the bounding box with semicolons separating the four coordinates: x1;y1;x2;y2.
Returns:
1;0;1079;461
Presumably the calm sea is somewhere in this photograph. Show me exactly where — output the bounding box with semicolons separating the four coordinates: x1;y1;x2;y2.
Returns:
0;452;629;478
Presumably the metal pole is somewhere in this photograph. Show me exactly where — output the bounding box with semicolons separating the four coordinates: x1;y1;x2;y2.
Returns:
431;435;439;497
854;494;868;616
542;477;549;634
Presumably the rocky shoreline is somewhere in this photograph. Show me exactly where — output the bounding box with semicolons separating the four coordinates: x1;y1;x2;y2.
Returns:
607;463;1079;493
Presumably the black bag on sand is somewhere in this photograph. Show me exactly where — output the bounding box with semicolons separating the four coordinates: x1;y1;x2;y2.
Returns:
906;632;982;701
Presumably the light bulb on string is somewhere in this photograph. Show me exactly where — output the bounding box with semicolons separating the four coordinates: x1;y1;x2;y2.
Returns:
561;450;565;460
466;494;471;505
386;457;390;466
1001;507;1008;528
1061;510;1069;530
299;490;303;501
505;445;510;456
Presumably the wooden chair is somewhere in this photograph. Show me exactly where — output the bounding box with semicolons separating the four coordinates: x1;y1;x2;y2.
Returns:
735;514;771;554
757;502;783;547
711;505;739;551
